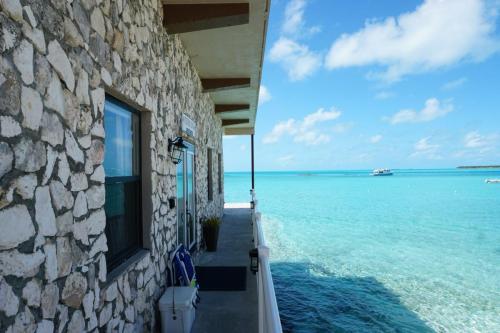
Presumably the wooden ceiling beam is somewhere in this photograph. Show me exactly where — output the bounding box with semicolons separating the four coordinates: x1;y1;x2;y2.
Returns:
222;119;249;126
215;104;250;114
224;127;255;135
201;78;251;92
163;3;249;34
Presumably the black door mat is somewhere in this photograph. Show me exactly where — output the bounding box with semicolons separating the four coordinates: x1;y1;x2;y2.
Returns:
195;266;247;291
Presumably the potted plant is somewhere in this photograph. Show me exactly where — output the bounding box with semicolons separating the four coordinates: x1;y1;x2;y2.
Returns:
202;216;221;252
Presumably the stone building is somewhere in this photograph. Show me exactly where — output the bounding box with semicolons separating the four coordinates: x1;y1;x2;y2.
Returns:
0;0;269;331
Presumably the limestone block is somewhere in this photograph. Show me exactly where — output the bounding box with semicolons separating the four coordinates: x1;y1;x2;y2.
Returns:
0;142;13;178
89;139;104;165
8;307;36;332
41;111;64;147
98;254;106;282
35;186;57;236
56;305;68;333
44;243;57;282
44;73;65;115
0;115;21;137
67;310;85;332
36;320;54;333
82;290;94;319
70;172;88;191
22;280;41;307
99;303;112;327
57;153;70;185
0;204;34;250
0;277;19;316
0;0;23;22
14;138;46;172
91;7;106;39
61;272;87;308
65;130;84;164
75;69;90;105
42;145;58;185
86;185;105;209
89;233;107;258
47;40;75;91
56;210;73;236
21;86;43;130
56;237;72;277
41;284;59;319
73;191;88;218
105;282;118;302
21;24;46;54
0;250;44;278
63;18;84;48
22;6;36;28
90;165;105;183
14;174;37;199
49;180;74;211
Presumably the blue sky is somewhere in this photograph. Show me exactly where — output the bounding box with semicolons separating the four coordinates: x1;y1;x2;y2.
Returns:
223;0;500;171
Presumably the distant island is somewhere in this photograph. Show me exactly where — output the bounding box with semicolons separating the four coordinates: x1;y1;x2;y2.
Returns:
457;165;500;169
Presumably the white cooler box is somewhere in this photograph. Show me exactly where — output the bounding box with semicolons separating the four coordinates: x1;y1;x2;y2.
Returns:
159;286;197;333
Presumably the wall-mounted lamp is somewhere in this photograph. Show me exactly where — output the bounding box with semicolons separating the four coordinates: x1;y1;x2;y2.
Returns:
168;137;187;164
249;248;259;274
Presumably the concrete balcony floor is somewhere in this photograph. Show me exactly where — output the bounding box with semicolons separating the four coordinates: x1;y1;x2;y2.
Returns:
192;204;258;333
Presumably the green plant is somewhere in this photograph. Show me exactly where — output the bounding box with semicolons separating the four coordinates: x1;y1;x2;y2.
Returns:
203;216;221;251
203;216;221;229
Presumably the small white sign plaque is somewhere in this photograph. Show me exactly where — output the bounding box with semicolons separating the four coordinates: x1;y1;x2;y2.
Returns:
182;114;196;137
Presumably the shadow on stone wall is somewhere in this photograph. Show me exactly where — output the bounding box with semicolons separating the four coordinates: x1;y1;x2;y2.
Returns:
271;261;435;333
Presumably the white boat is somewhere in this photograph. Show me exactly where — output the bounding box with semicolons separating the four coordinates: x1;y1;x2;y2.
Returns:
371;168;393;176
485;179;500;184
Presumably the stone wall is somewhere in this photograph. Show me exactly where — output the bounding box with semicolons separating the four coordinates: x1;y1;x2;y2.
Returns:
0;0;224;331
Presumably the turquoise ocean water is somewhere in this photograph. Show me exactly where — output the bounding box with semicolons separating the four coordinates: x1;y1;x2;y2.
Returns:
224;169;500;333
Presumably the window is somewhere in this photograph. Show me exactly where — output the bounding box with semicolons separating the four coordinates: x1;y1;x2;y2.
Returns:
207;148;213;201
218;153;222;194
103;95;142;271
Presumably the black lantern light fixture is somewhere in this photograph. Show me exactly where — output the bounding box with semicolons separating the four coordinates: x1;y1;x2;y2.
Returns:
168;137;187;164
249;248;259;274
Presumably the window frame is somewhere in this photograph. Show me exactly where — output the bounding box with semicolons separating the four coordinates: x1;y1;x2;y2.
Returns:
103;95;144;272
207;148;213;201
218;152;222;194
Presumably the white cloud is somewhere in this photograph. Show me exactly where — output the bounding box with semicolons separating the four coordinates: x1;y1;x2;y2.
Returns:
294;131;331;145
240;144;246;151
332;122;354;134
387;98;453;124
259;85;272;105
464;131;498;153
464;131;487;148
269;37;322;81
325;0;499;81
282;0;321;37
262;119;297;144
223;135;236;140
442;77;468;90
375;91;395;100
370;134;383;144
263;107;341;145
283;0;306;35
277;154;295;166
302;108;341;127
411;137;442;159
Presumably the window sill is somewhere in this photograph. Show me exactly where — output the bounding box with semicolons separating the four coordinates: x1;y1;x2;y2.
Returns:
104;248;149;287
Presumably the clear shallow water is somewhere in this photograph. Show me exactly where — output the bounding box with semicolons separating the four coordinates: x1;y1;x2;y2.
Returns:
224;169;500;333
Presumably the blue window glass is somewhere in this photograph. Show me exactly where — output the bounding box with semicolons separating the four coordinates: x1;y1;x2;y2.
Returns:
104;100;140;177
103;95;142;271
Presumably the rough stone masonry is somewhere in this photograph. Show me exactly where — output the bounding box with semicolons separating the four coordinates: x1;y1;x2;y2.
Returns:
0;0;224;331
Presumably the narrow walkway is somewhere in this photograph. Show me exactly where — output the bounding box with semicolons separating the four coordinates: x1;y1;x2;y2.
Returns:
192;204;258;333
